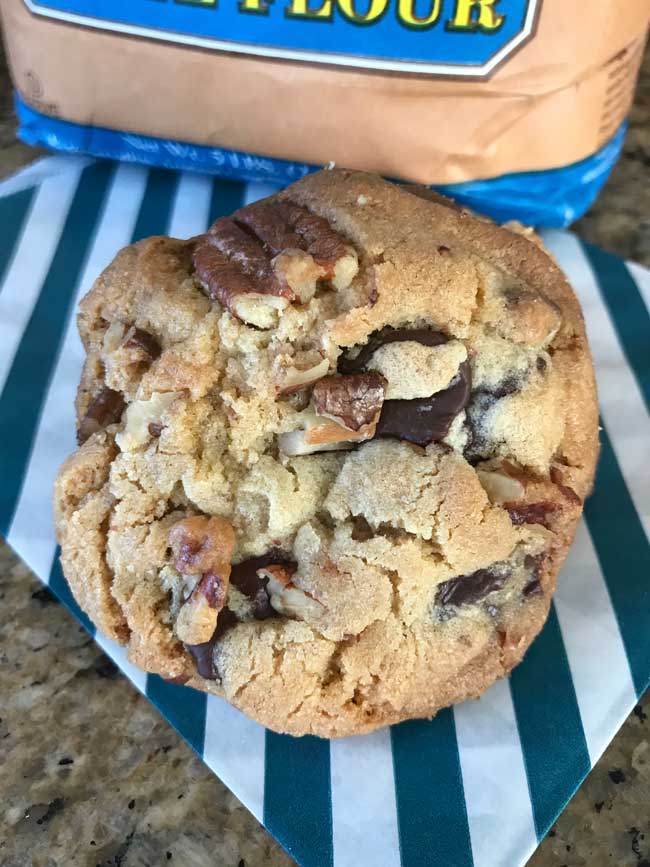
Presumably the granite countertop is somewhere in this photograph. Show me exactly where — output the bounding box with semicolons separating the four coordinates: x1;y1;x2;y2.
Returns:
1;36;649;867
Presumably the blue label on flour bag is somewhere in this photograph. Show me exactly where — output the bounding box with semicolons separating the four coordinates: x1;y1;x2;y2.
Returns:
24;0;540;75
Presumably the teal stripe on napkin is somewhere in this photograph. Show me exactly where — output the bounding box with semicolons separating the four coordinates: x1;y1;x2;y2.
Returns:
0;188;34;289
132;169;179;242
584;424;650;697
146;675;208;756
209;178;246;225
0;163;114;535
264;732;333;867
391;711;473;867
510;606;591;839
582;241;650;412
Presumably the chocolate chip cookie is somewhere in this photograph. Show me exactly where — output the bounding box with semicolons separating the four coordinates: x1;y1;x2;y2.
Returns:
54;170;598;737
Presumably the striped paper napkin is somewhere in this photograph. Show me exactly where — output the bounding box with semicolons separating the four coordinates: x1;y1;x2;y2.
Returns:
1;157;648;867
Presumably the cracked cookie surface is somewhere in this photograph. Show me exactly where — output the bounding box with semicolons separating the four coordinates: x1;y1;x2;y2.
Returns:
54;170;598;737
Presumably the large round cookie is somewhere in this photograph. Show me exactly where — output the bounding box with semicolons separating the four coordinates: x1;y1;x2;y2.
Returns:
54;170;598;737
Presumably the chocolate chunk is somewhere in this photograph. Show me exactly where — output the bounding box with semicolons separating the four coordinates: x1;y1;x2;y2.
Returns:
464;377;521;463
436;566;508;607
148;422;163;438
339;327;448;374
123;327;161;359
312;372;385;431
77;386;125;444
336;328;469;445
506;501;557;529
185;607;238;680
376;361;471;446
231;550;297;620
522;553;544;597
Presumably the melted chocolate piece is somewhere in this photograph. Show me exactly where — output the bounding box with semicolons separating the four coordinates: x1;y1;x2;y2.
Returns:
230;550;296;620
522;554;544;597
464;377;521;463
185;607;238;680
436;566;509;607
338;328;469;445
123;327;161;359
339;327;448;375
376;360;471;446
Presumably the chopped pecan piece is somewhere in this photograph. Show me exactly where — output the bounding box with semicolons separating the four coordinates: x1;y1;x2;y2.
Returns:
274;356;330;395
186;607;238;680
258;565;324;621
230;550;296;619
312;373;385;431
168;515;235;576
176;572;229;645
193;200;357;327
115;391;182;452
169;516;236;647
278;408;373;456
77;387;125;444
477;470;525;505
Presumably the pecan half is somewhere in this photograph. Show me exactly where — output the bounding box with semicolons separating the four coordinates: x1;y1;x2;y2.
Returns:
77;387;125;444
193;200;357;327
312;372;385;431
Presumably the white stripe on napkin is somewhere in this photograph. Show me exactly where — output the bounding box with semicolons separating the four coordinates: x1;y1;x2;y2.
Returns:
168;172;213;239
331;729;401;867
0;170;81;393
554;520;636;766
454;679;537;867
203;695;266;822
7;164;149;577
542;231;650;534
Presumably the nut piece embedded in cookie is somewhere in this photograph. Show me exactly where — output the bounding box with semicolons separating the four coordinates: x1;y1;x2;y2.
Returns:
278;377;383;457
312;373;385;431
176;572;229;645
258;565;324;621
193;199;357;327
168;515;236;646
477;469;525;505
168;515;235;576
274;356;330;395
77;386;126;444
115;391;183;452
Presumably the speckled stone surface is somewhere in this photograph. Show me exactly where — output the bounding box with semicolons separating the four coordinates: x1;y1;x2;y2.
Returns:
0;33;649;867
